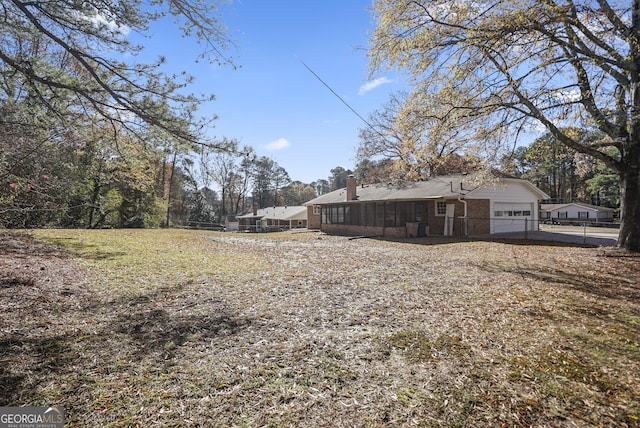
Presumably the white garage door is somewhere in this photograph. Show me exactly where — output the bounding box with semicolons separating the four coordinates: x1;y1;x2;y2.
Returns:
492;203;533;233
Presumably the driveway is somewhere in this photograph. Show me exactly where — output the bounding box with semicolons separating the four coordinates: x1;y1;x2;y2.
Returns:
492;225;619;246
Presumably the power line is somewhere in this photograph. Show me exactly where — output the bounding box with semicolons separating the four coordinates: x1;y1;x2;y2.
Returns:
298;58;375;130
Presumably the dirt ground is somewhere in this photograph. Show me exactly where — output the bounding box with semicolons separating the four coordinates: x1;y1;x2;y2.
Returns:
1;230;639;427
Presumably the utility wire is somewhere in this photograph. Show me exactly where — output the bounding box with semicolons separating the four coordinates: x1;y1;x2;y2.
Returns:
298;58;375;130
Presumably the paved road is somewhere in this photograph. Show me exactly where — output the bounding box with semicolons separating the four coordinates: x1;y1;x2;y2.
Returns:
493;226;619;246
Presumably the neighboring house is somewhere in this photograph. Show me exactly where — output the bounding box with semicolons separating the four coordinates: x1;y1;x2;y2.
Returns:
540;203;615;222
225;215;239;232
305;173;550;238
237;206;307;232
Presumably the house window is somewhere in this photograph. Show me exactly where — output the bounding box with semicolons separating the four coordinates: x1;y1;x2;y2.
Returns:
396;202;406;225
557;212;567;219
375;203;385;227
365;203;375;226
313;205;321;216
360;203;369;226
347;205;356;225
495;210;532;217
414;201;426;222
322;205;352;224
385;202;396;227
578;211;589;219
436;201;447;216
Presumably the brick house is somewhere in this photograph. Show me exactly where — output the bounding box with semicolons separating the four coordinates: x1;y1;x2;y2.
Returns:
305;173;549;238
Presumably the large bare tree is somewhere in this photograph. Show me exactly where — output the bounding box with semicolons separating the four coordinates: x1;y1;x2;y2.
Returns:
358;91;483;179
369;0;640;251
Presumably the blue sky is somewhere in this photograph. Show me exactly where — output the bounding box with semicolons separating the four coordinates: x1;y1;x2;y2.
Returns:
145;1;406;184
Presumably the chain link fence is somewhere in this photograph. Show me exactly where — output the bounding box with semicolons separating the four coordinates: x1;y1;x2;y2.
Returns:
451;216;619;245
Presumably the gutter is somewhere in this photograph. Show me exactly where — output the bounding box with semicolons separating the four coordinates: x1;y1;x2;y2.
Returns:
458;194;468;237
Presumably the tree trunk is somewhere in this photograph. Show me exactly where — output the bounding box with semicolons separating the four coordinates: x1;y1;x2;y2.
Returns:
220;186;226;222
165;151;177;228
87;178;100;229
618;0;640;251
617;146;640;251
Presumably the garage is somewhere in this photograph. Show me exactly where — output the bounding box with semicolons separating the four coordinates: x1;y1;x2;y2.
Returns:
492;202;534;234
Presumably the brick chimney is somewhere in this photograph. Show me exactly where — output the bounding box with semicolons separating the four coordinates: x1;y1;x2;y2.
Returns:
346;175;357;201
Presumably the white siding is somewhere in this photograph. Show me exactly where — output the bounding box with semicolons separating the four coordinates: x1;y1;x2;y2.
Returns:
470;182;540;203
550;205;598;219
469;181;542;234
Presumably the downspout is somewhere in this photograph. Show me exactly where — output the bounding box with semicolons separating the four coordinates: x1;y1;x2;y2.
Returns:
458;194;468;237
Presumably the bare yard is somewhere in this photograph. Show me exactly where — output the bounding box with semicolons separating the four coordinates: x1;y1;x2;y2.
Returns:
1;229;639;427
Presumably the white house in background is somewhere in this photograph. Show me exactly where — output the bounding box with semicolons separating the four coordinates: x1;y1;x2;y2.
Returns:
540;203;616;222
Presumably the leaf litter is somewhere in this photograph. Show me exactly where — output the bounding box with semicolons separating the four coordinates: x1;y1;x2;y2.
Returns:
1;229;639;427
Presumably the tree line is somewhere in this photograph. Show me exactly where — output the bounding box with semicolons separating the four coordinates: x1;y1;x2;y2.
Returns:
0;88;621;228
0;105;362;228
505;131;619;209
2;0;639;249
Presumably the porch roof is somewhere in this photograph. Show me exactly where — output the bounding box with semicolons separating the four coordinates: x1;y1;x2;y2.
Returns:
237;206;307;221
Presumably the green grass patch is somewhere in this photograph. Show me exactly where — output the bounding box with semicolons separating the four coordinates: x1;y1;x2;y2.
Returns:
386;331;472;364
30;229;256;295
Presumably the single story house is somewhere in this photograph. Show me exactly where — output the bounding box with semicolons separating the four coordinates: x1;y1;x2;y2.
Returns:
540;203;615;222
237;205;307;232
304;173;550;238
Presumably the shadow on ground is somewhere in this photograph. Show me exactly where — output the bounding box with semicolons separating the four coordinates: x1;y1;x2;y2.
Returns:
374;232;613;249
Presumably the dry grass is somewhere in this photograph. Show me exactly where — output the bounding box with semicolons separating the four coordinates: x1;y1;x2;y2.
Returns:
1;229;639;427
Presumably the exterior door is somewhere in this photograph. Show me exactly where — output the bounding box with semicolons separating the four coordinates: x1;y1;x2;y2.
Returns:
444;204;455;236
